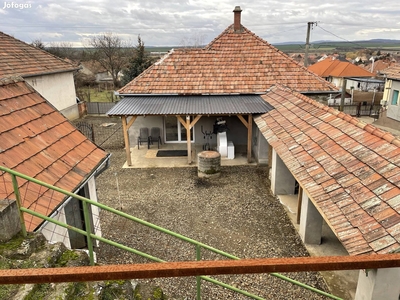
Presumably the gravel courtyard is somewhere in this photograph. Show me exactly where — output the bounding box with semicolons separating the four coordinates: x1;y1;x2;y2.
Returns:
80;116;331;299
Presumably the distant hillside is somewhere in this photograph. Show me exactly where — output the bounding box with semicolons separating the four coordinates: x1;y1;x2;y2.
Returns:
146;39;400;54
273;39;400;53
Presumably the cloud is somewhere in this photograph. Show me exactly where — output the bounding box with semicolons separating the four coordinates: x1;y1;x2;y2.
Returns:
0;0;399;47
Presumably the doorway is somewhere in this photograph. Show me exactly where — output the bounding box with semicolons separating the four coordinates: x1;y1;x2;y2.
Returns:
64;188;93;249
164;116;194;143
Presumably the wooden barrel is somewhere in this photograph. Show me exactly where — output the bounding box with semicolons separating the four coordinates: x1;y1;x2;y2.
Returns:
198;151;221;178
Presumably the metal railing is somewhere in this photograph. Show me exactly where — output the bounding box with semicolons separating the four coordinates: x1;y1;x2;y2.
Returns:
86;102;116;115
328;103;382;117
1;165;342;300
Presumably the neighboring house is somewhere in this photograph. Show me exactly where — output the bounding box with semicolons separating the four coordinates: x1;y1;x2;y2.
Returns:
0;31;81;120
109;7;338;165
79;60;115;85
308;57;376;90
380;65;400;122
256;84;400;300
0;76;110;249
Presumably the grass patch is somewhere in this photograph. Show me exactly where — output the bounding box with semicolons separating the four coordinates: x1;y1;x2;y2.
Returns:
0;232;32;255
24;283;52;300
56;250;80;267
78;87;116;103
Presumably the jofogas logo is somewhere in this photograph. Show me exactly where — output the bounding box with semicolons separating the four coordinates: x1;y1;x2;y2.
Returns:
3;2;32;9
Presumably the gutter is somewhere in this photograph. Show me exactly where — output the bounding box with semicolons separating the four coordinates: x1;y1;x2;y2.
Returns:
22;67;80;78
300;90;340;95
115;92;267;97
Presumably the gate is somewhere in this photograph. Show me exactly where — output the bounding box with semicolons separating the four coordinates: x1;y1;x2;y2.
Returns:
75;122;95;143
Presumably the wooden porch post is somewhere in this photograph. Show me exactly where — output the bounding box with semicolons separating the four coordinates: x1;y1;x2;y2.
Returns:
186;116;192;164
121;116;137;166
177;115;202;164
237;114;253;163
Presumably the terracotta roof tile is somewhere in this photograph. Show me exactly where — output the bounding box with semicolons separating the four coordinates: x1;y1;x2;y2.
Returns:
309;58;374;78
255;84;400;255
119;25;337;95
0;77;109;231
0;32;78;78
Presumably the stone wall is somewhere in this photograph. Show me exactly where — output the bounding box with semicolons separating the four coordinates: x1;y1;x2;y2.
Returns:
0;199;21;242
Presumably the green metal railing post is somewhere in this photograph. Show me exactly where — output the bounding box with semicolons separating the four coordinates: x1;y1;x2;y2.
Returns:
196;245;201;300
82;201;95;266
10;174;27;237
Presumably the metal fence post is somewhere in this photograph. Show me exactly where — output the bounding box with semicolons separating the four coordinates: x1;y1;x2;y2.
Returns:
82;200;95;266
11;174;27;237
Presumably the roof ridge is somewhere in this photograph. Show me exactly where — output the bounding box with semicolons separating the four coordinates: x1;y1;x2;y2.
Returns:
204;24;234;49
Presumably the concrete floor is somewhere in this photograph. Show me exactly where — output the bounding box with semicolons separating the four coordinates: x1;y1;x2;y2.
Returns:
123;143;256;168
278;194;359;300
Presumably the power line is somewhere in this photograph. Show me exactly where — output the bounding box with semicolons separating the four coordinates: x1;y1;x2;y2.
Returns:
315;25;367;49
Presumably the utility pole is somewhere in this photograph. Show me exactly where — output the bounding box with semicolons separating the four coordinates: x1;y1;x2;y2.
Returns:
304;22;317;67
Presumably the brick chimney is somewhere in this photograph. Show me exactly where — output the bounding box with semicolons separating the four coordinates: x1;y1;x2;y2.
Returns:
233;6;242;33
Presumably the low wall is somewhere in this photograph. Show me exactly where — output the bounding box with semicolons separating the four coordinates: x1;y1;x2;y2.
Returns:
0;199;21;242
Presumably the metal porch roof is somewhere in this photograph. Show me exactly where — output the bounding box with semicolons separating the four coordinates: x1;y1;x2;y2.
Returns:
107;95;274;116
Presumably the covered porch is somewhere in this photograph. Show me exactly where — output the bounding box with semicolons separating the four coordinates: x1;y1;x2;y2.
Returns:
106;95;274;167
121;142;255;168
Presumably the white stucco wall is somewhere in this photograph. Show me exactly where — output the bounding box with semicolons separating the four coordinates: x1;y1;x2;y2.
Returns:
38;176;102;249
25;71;79;120
86;176;101;247
40;204;71;248
127;115;249;152
386;80;400;122
252;124;269;164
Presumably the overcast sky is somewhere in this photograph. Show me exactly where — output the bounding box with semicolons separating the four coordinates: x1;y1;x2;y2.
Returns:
1;0;400;48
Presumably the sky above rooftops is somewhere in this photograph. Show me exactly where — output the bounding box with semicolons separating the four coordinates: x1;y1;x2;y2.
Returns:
0;0;399;48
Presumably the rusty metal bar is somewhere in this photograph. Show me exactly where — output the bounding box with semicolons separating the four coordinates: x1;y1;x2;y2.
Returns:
1;254;400;285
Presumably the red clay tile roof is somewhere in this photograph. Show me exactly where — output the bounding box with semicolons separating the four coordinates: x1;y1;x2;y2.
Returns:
0;77;109;231
0;31;78;78
255;85;400;256
308;58;375;78
119;25;337;95
380;64;400;80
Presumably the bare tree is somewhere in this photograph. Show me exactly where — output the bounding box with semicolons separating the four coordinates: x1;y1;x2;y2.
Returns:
180;32;207;48
47;42;78;60
122;35;154;85
87;32;132;88
31;39;46;50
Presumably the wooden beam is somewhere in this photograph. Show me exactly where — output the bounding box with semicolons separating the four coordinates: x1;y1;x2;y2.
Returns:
237;114;249;128
247;114;252;163
121;116;136;166
2;254;400;284
126;116;137;129
176;115;186;127
176;115;202;164
190;115;202;128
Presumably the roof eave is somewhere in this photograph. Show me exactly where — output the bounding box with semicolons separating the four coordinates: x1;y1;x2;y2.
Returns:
22;67;80;78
